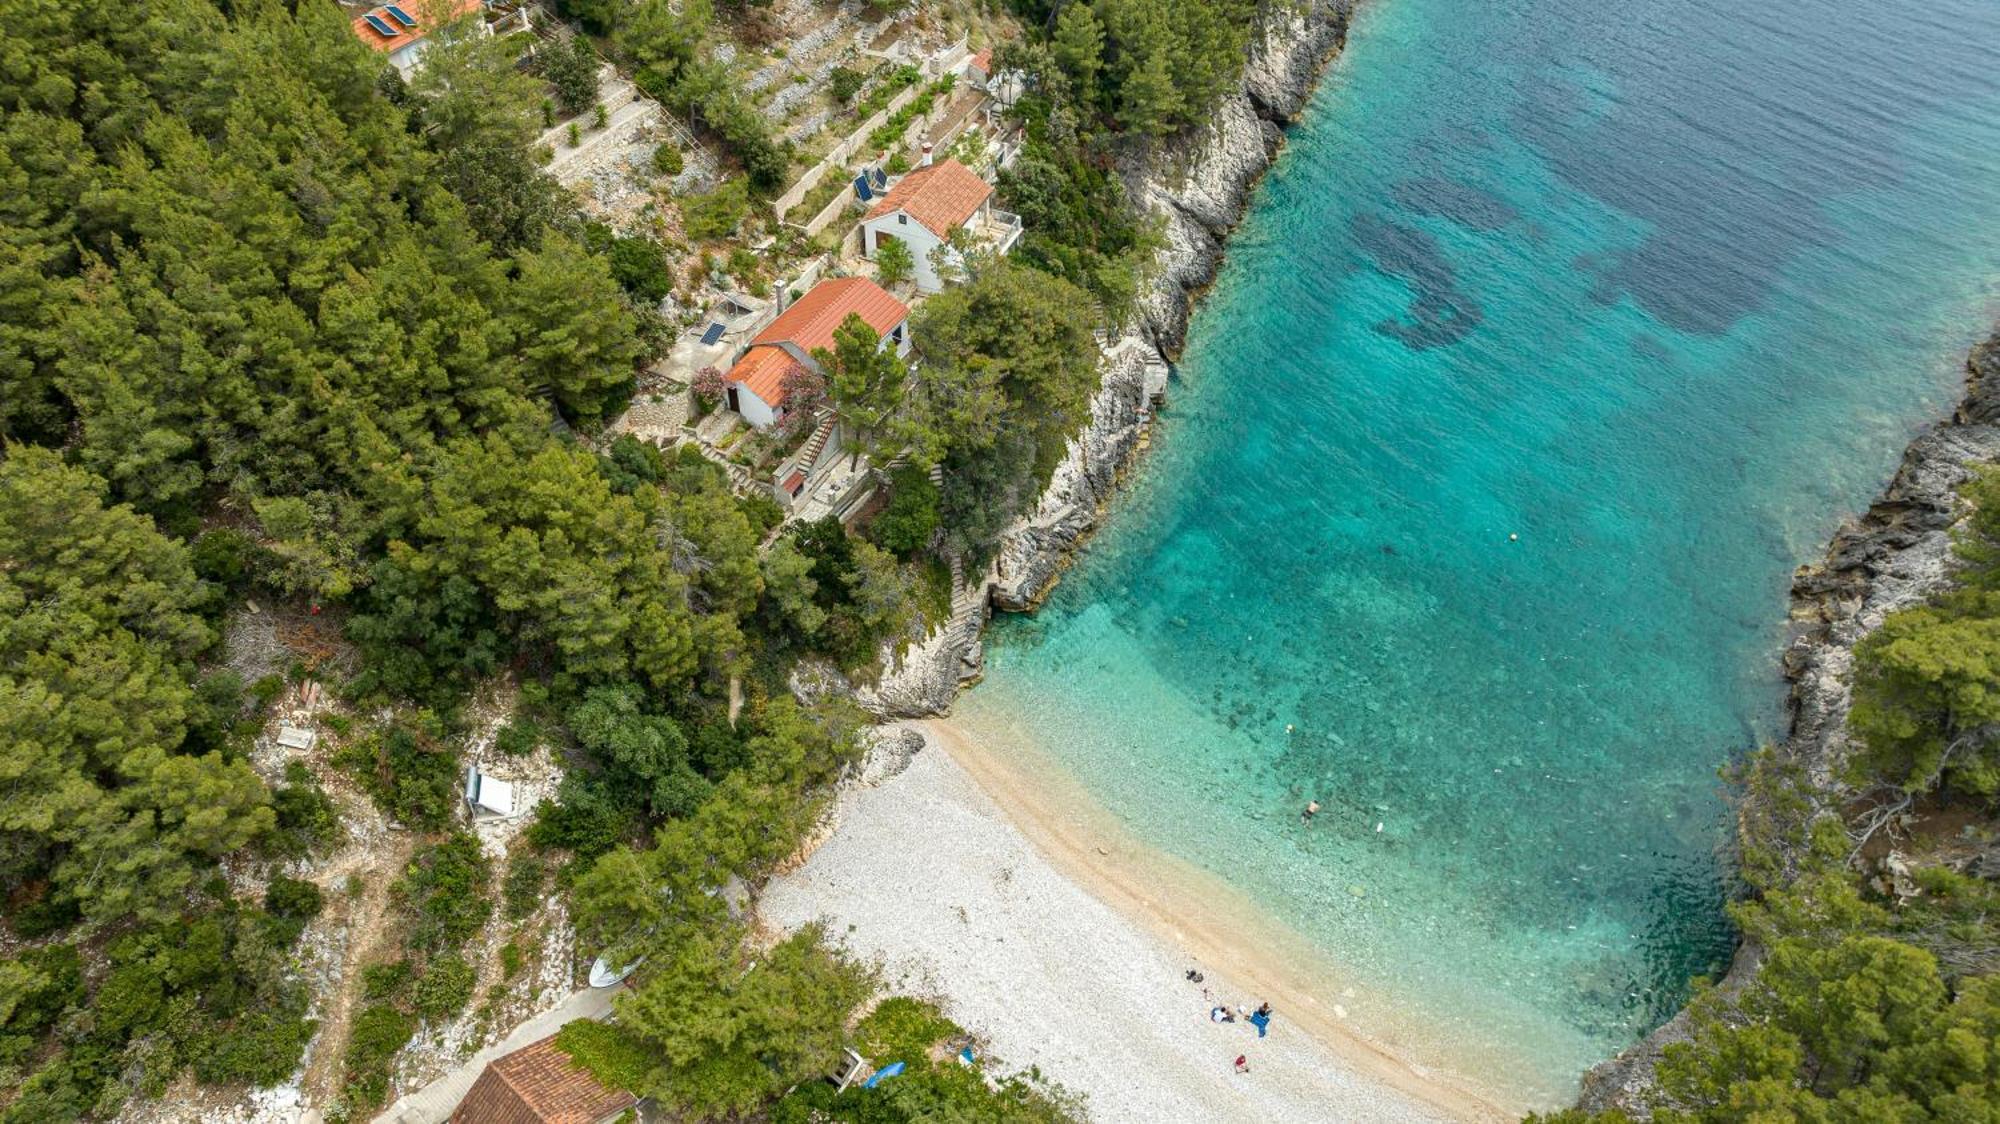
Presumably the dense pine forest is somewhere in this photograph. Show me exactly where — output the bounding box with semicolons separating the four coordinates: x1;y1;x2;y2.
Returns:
0;0;1275;1119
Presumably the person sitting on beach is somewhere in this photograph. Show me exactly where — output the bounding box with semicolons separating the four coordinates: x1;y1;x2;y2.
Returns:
1234;1055;1250;1075
1249;1003;1272;1037
1210;1006;1234;1023
1185;968;1205;984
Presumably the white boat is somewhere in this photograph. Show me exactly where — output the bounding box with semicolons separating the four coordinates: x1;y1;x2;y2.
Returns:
588;955;642;988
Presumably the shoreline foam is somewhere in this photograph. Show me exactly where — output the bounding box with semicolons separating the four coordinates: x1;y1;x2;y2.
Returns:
760;719;1513;1122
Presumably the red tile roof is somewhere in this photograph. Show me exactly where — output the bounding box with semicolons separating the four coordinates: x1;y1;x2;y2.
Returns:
449;1033;636;1124
352;0;483;54
726;344;810;410
969;48;993;74
752;277;909;356
864;160;993;239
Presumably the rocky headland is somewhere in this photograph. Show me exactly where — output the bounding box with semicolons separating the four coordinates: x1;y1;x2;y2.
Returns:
1577;326;2000;1114
858;0;1354;716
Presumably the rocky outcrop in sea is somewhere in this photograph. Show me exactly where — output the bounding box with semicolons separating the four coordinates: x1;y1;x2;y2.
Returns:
1576;326;2000;1115
858;1;1354;717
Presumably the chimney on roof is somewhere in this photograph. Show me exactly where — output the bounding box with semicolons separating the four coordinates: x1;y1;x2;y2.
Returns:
920;143;934;168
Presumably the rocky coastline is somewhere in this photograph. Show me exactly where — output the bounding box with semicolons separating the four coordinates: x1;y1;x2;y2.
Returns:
1576;326;2000;1115
857;0;1354;716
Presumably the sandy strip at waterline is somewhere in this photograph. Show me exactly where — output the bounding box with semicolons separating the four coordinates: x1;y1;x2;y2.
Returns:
758;720;1513;1122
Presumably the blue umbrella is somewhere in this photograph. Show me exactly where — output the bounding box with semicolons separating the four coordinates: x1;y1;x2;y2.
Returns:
862;1061;906;1088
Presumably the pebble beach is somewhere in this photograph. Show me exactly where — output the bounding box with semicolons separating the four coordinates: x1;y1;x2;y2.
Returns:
758;721;1506;1122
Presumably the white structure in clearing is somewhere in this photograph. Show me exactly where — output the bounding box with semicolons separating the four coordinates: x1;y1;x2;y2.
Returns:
464;766;516;818
859;157;1022;293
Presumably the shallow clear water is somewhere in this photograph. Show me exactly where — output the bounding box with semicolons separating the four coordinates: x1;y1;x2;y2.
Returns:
957;0;2000;1103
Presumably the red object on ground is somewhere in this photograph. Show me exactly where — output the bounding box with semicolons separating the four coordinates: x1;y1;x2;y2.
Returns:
1234;1055;1249;1074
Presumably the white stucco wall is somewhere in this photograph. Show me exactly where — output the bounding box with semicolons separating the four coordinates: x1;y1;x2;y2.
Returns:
862;212;947;293
734;383;780;429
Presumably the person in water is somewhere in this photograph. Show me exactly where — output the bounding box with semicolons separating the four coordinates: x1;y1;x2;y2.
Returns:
1301;800;1321;823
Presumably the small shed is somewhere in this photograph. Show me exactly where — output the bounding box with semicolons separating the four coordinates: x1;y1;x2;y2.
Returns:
275;724;317;751
465;766;516;818
450;1032;637;1124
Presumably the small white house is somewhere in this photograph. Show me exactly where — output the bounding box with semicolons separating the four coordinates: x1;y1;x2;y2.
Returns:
465;766;515;818
860;158;1019;294
724;277;912;430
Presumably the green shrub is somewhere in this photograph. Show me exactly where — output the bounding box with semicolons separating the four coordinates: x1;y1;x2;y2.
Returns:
499;939;524;981
503;853;547;920
190;528;259;591
870;467;941;556
829;65;867;104
396;833;493;955
527;774;638;860
188;998;315;1086
413;954;477;1021
607;236;675;304
334;720;459;831
268;760;339;857
541;35;599;115
342;1003;416;1111
743;492;786;534
554;1018;652;1093
263;876;325;946
494;717;541;757
873;236;915;287
654;145;684;177
681;178;751;242
857;996;960;1062
362;960;413;1002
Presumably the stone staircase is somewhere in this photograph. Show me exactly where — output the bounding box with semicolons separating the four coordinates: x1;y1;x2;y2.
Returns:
942;553;988;679
793;411;837;477
674;430;755;492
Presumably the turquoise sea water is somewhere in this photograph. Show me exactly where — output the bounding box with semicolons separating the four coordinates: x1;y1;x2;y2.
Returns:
956;0;2000;1104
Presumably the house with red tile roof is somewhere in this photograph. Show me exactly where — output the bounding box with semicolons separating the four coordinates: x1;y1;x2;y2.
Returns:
449;1032;637;1124
350;0;522;79
966;47;994;86
724;277;910;430
859;157;1019;293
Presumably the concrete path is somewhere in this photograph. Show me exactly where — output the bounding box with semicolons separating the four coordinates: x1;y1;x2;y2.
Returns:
373;985;620;1124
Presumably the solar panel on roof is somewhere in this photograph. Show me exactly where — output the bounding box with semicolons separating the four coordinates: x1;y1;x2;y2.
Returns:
363;12;397;36
384;4;418;27
854;176;873;201
871;168;888;188
700;322;726;346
